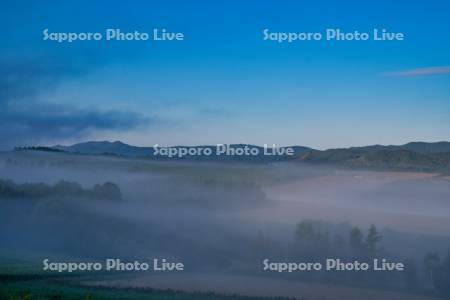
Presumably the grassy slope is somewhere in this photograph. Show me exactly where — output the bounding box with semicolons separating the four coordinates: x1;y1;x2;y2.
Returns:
0;280;287;300
0;255;290;300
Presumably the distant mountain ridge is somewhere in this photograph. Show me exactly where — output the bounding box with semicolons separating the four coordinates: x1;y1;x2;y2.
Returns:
19;140;450;172
341;141;450;154
52;140;450;156
300;146;450;173
52;141;312;162
54;141;153;157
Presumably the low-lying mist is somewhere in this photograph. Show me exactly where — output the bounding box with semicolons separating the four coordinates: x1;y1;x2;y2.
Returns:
1;150;450;298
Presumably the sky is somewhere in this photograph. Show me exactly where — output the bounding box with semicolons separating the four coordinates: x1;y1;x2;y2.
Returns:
0;0;449;150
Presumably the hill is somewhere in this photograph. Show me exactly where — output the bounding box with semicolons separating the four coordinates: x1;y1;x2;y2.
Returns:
300;148;450;172
14;140;450;172
52;141;312;161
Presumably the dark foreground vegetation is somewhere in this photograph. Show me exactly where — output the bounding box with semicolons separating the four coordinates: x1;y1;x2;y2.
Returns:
0;278;295;300
0;180;121;201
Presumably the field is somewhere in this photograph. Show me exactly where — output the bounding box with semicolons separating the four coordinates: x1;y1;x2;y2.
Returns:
1;150;449;299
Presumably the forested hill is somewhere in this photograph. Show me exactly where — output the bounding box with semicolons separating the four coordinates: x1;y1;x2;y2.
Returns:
13;141;450;173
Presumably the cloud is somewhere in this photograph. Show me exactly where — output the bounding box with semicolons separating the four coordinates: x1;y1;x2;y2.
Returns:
0;102;150;140
383;66;450;77
0;59;152;150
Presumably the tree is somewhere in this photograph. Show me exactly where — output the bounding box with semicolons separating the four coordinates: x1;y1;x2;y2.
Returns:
293;220;330;259
403;258;419;292
433;250;450;298
295;221;316;243
254;230;271;259
93;182;122;201
349;226;364;258
365;224;382;254
424;252;440;287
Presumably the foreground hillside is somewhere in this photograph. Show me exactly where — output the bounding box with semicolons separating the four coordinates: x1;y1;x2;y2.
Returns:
1;151;449;299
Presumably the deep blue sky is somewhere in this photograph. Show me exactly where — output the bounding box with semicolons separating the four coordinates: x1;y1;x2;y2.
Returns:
1;0;449;149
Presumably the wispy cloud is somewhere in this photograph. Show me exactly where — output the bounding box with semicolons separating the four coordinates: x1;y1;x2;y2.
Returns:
0;59;154;150
384;66;450;77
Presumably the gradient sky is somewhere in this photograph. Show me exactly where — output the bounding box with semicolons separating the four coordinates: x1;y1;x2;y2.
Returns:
1;0;449;150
